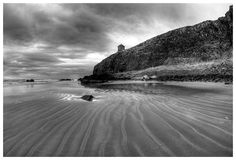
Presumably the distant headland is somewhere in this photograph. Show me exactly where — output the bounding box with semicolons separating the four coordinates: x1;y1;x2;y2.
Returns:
80;6;233;84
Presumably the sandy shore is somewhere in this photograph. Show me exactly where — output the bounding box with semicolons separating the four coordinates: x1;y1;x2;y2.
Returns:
4;81;232;156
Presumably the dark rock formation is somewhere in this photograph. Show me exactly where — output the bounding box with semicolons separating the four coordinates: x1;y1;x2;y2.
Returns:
26;79;34;82
79;73;115;84
59;79;72;81
81;95;94;101
93;6;233;76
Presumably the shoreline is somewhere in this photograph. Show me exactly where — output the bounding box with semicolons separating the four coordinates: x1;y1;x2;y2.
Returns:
80;78;233;86
91;80;233;89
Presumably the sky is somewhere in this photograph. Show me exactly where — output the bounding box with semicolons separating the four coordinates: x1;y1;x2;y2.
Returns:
3;3;231;79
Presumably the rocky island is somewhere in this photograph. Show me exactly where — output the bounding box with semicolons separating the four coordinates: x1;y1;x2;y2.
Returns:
80;6;233;83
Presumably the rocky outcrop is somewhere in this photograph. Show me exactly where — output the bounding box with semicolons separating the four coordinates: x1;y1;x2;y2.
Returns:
79;73;115;84
93;6;233;76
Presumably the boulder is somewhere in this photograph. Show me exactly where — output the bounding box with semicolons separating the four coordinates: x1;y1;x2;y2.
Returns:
142;75;150;81
150;75;157;79
81;95;94;101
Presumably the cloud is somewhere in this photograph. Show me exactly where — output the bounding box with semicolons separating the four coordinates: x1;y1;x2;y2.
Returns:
3;3;231;79
4;3;112;52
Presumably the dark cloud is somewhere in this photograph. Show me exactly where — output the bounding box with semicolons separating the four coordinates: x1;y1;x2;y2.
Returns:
87;4;187;23
3;4;34;45
4;3;112;52
3;3;230;79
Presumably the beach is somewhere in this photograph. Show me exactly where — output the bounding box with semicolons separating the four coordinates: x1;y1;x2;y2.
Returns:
3;81;232;156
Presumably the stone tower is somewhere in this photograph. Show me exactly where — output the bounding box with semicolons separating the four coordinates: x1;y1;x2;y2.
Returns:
118;44;125;52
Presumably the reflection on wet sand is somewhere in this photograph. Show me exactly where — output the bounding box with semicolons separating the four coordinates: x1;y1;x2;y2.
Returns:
26;83;34;88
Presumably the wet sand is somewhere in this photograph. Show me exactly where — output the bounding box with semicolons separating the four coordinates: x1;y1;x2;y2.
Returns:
3;81;232;156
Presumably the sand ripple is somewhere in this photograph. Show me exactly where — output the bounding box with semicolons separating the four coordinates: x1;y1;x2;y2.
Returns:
4;82;232;156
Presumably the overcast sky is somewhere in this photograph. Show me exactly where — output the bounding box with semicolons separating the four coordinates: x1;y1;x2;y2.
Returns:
4;3;231;79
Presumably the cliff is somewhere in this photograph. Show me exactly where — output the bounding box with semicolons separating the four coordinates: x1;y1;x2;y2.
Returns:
93;6;233;77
